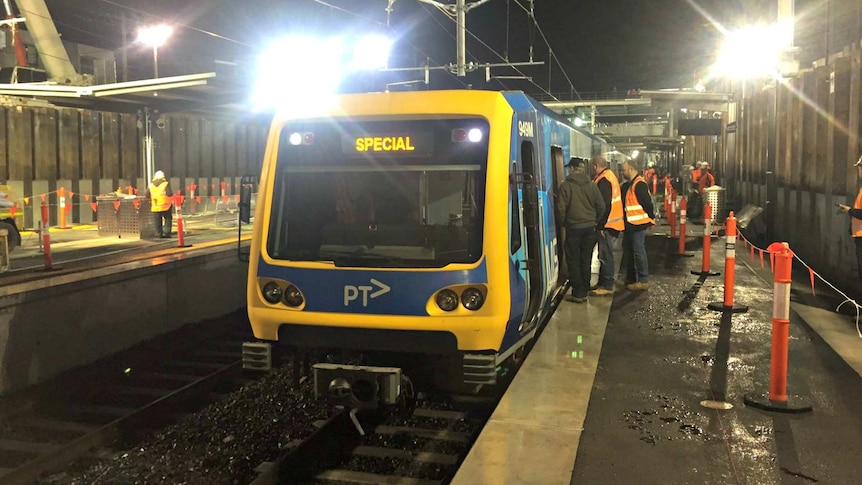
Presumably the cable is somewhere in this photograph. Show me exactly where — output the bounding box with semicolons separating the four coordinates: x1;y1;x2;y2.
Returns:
428;3;557;100
511;0;581;100
418;3;508;90
91;0;249;46
309;0;469;89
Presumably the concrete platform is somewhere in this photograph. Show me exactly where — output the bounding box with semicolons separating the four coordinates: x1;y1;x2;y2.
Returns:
0;211;252;394
454;229;862;485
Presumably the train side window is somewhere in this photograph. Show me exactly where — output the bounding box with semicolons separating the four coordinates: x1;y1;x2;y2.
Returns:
510;161;521;254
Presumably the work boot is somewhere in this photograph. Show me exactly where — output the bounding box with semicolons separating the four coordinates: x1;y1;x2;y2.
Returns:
626;282;650;291
589;287;614;297
615;278;629;288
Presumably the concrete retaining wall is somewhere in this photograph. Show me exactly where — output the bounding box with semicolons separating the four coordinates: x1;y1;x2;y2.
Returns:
0;246;247;395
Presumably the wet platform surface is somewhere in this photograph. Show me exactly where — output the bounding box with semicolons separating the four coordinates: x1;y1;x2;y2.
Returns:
455;226;862;485
2;210;248;281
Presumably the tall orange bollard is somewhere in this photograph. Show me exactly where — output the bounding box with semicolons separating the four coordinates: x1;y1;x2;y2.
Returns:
669;190;677;238
57;187;68;229
175;195;191;248
677;197;693;257
708;212;749;313
744;243;812;414
691;202;719;276
41;201;52;270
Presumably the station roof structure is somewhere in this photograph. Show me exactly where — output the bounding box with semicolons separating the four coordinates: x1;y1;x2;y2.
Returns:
0;72;252;117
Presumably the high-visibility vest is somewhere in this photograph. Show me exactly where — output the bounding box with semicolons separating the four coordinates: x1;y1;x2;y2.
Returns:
149;181;172;212
853;187;862;237
691;168;702;182
624;176;655;226
698;171;715;192
594;168;625;231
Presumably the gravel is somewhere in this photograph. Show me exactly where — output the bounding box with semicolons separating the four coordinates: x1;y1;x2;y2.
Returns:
39;365;329;485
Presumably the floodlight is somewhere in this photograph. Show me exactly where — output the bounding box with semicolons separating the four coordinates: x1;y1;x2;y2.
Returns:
631;150;640;159
252;35;344;114
349;35;392;71
712;21;793;79
138;24;173;48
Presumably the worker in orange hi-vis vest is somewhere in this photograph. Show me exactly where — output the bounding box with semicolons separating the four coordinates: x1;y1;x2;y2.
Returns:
697;164;716;193
147;170;174;238
643;162;657;193
691;161;704;184
618;158;655;292
590;155;624;296
837;155;862;286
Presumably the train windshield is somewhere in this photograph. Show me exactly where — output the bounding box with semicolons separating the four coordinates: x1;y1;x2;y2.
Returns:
266;118;488;268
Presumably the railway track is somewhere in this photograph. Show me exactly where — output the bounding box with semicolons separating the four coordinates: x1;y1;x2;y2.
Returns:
252;392;498;484
0;313;260;485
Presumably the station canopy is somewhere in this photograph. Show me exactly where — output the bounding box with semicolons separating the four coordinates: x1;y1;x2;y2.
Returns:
0;72;254;118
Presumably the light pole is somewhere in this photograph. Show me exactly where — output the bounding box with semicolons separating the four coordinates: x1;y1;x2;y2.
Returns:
137;24;173;78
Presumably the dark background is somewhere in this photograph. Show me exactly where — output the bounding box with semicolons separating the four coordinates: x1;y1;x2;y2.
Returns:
35;0;862;96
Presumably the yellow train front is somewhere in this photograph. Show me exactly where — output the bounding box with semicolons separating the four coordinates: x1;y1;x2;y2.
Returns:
246;90;603;403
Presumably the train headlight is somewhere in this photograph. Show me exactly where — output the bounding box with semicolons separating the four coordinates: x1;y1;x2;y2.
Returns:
284;285;304;307
436;289;459;312
262;282;283;304
461;287;485;311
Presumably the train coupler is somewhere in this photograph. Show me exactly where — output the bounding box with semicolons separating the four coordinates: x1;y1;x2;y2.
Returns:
313;363;402;410
242;341;272;371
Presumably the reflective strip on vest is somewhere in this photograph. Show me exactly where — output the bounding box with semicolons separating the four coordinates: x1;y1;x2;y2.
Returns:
853;187;862;237
624;177;655;226
149;181;172;212
594;168;625;231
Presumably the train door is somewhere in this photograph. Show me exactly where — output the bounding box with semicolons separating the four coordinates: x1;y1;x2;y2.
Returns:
550;146;566;285
516;140;544;328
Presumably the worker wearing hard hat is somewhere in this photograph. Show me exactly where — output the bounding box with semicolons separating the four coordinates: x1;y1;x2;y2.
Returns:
147;170;174;238
697;163;715;193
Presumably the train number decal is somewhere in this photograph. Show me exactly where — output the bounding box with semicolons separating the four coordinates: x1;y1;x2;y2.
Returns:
344;278;392;306
518;120;534;138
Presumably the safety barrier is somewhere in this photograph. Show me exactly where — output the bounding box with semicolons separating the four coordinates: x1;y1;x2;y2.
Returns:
677;197;693;257
708;212;749;313
735;229;862;339
691;202;719;277
743;242;812;414
174;194;191;248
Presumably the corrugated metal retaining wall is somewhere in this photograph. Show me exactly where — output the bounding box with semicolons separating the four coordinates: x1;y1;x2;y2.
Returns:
0;105;269;229
736;42;862;295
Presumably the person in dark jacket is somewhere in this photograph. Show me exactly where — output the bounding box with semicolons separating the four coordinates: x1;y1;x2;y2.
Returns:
618;159;656;291
557;157;605;303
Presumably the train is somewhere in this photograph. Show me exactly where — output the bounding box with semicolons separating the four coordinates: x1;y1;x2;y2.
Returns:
242;90;609;407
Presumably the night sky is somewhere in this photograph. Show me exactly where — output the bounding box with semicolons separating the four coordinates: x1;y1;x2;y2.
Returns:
39;0;778;96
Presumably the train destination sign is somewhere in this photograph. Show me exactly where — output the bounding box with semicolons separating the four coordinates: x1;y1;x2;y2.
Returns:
342;132;433;156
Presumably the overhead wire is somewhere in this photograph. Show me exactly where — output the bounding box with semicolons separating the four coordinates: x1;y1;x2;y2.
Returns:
511;0;581;100
308;0;469;89
91;0;250;46
418;3;511;91
427;2;558;100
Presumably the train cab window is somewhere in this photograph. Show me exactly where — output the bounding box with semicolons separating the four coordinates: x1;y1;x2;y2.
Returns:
266;119;488;268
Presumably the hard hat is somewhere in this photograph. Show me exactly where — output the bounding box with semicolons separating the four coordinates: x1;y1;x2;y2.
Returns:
154;170;165;179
